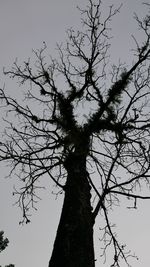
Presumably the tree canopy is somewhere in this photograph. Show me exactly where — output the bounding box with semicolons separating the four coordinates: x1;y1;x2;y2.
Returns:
0;1;150;266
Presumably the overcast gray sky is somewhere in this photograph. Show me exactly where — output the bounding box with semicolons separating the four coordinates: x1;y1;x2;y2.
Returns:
0;1;150;267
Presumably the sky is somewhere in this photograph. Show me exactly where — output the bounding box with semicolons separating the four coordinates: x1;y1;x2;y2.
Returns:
0;1;150;267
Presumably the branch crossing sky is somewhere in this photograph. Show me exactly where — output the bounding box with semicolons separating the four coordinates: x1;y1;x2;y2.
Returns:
0;1;149;266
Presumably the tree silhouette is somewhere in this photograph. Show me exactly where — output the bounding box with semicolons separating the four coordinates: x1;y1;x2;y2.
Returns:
0;231;15;267
0;1;150;266
0;232;9;254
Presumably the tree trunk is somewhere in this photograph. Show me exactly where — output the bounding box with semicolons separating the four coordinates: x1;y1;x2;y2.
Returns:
48;152;95;267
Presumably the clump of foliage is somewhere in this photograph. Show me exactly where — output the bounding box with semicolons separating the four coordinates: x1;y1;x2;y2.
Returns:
0;231;15;267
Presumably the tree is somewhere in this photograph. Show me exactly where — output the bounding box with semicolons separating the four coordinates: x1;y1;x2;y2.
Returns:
0;231;15;267
0;0;150;266
0;231;9;254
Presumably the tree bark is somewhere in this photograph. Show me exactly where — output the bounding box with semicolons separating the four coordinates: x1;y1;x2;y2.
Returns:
48;152;95;267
